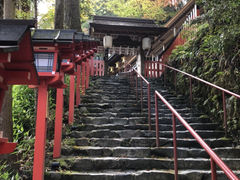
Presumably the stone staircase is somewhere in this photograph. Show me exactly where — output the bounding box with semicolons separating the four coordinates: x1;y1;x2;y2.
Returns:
45;76;240;180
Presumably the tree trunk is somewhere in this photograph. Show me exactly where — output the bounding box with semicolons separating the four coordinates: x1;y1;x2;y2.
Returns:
1;0;15;141
0;87;13;141
64;0;81;31
54;0;64;29
34;0;38;27
3;0;15;19
0;0;3;19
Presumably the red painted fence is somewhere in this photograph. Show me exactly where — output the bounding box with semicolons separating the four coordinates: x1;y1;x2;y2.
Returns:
144;61;163;78
89;57;105;77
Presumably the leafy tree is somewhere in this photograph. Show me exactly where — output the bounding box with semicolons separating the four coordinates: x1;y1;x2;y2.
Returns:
90;0;113;16
105;0;167;21
39;3;55;29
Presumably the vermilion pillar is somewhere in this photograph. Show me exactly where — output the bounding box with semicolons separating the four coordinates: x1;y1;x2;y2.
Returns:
53;88;64;158
68;75;75;124
81;62;86;95
86;59;90;89
33;81;48;180
90;56;94;76
76;65;81;106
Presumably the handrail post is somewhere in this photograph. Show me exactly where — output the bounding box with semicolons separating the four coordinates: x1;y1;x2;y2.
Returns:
189;77;193;106
210;158;217;180
136;73;138;101
148;84;151;130
172;113;178;180
174;71;177;92
222;92;227;136
155;92;160;147
141;79;143;112
164;66;166;86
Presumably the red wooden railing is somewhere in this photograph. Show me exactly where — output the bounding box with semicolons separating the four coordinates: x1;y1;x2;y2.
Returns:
144;61;163;78
162;63;240;136
89;57;104;77
154;90;239;180
128;67;239;180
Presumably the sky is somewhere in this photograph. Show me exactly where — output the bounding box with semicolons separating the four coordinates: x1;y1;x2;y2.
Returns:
38;0;54;15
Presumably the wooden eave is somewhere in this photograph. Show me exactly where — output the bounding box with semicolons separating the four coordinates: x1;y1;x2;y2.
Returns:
90;16;168;37
150;0;196;56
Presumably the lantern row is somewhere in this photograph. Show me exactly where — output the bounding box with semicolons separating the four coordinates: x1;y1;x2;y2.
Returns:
0;20;99;180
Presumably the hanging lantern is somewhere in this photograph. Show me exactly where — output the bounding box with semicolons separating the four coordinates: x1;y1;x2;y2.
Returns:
103;35;113;49
142;37;151;50
110;66;114;72
122;56;126;63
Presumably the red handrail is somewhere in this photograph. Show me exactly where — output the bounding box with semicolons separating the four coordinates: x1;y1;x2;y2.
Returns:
162;63;240;135
128;68;152;130
155;90;239;180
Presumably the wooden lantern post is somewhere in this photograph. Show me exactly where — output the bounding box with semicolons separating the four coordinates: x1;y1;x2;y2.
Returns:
75;35;97;102
32;29;67;180
74;32;84;106
53;29;77;158
0;20;39;155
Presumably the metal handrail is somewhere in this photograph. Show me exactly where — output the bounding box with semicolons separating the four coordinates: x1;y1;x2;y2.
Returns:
162;63;240;135
155;90;239;180
133;69;151;130
127;67;152;130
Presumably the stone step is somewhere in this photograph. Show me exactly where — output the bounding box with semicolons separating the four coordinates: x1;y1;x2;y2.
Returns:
50;76;238;180
79;103;192;111
79;105;195;114
69;129;224;139
76;116;212;125
50;157;240;171
61;146;240;159
45;169;240;180
67;137;232;148
71;123;218;131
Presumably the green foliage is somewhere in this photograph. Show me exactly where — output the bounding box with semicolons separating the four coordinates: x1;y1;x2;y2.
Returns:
168;0;240;140
12;85;36;142
16;0;34;19
90;0;113;16
80;0;93;23
0;161;20;180
105;0;167;22
13;135;35;172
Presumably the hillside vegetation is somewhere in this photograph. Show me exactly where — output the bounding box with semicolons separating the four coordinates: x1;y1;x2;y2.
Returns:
169;0;240;141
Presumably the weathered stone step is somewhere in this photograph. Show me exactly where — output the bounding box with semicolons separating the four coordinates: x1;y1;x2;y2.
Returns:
61;146;240;159
51;157;240;171
45;169;240;180
79;105;195;114
79;103;192;111
78;111;206;119
67;137;232;148
69;129;224;139
71;123;218;131
83;107;142;113
76;116;212;125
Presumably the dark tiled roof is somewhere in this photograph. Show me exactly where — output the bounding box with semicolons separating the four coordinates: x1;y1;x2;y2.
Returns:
0;19;36;51
74;32;84;43
57;29;77;43
32;29;60;43
90;16;168;36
